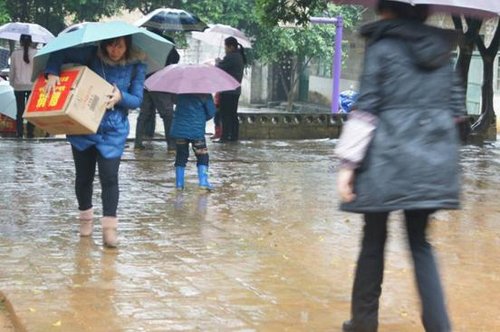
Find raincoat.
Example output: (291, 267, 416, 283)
(170, 94, 216, 140)
(45, 46, 147, 158)
(340, 19, 466, 213)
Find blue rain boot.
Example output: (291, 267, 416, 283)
(197, 165, 213, 191)
(175, 167, 185, 190)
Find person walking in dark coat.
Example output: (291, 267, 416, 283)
(335, 1, 466, 331)
(215, 36, 246, 142)
(134, 33, 180, 151)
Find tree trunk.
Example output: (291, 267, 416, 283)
(471, 56, 496, 135)
(452, 16, 482, 91)
(285, 57, 298, 111)
(471, 19, 500, 138)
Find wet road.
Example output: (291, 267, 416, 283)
(0, 139, 499, 331)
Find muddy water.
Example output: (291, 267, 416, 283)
(0, 139, 498, 331)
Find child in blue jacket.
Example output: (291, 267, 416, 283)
(170, 94, 216, 190)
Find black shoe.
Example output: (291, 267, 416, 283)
(342, 320, 377, 332)
(134, 143, 146, 150)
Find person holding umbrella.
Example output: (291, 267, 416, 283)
(134, 32, 180, 151)
(10, 34, 37, 138)
(170, 93, 216, 191)
(44, 35, 147, 248)
(144, 63, 240, 190)
(335, 1, 466, 331)
(215, 36, 247, 142)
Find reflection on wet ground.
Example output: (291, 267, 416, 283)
(0, 139, 499, 331)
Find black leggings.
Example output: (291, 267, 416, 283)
(174, 138, 209, 167)
(72, 146, 121, 217)
(15, 90, 34, 138)
(219, 93, 240, 141)
(351, 210, 451, 332)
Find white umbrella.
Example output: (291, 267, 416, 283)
(0, 79, 17, 119)
(332, 0, 500, 17)
(0, 22, 55, 44)
(191, 24, 252, 49)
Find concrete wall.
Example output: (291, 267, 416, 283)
(238, 111, 345, 139)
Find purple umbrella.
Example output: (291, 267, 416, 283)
(332, 0, 500, 17)
(145, 63, 240, 94)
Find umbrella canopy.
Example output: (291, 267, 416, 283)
(0, 80, 17, 119)
(191, 24, 252, 49)
(134, 8, 208, 32)
(145, 63, 240, 94)
(0, 22, 55, 44)
(58, 22, 90, 36)
(331, 0, 500, 18)
(32, 21, 173, 80)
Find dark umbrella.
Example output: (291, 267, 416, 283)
(134, 8, 208, 32)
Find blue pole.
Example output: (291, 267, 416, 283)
(332, 17, 343, 114)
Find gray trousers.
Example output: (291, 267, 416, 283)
(350, 210, 451, 332)
(135, 90, 175, 148)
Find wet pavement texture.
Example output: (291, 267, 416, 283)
(0, 138, 499, 331)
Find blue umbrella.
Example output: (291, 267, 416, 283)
(32, 21, 173, 80)
(134, 8, 208, 32)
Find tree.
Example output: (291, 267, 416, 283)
(256, 2, 361, 110)
(3, 0, 123, 34)
(453, 17, 499, 139)
(0, 0, 10, 24)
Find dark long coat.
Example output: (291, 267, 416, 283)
(341, 19, 466, 213)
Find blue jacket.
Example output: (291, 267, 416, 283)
(170, 94, 215, 140)
(45, 46, 147, 158)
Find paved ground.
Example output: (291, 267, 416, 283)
(0, 137, 499, 331)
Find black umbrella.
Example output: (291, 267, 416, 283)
(134, 8, 208, 32)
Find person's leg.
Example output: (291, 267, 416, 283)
(72, 146, 97, 211)
(211, 110, 222, 139)
(97, 152, 121, 248)
(24, 91, 35, 138)
(151, 92, 175, 150)
(228, 94, 240, 141)
(193, 138, 212, 190)
(14, 91, 25, 138)
(344, 212, 389, 332)
(96, 154, 121, 218)
(174, 139, 189, 189)
(72, 146, 97, 236)
(134, 90, 154, 149)
(144, 113, 156, 138)
(219, 94, 232, 141)
(193, 139, 209, 167)
(404, 210, 451, 332)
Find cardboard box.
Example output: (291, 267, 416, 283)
(24, 66, 113, 135)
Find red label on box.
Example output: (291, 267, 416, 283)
(26, 69, 80, 113)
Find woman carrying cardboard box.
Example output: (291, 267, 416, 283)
(44, 35, 146, 248)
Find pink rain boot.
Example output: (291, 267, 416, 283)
(101, 217, 118, 248)
(79, 208, 93, 237)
